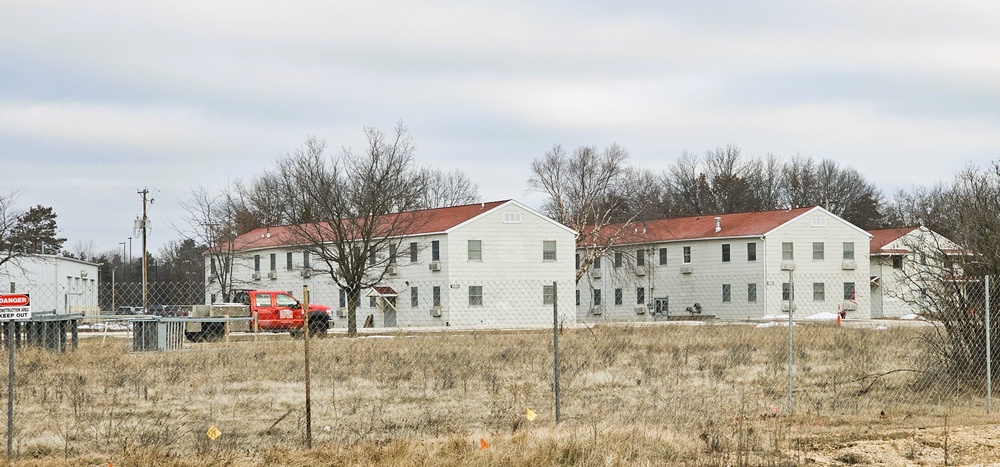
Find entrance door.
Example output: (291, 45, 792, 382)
(383, 297, 397, 327)
(654, 297, 669, 317)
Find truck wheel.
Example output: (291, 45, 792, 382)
(202, 323, 225, 342)
(185, 331, 204, 342)
(308, 314, 329, 338)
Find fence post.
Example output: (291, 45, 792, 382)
(787, 268, 794, 416)
(987, 274, 992, 414)
(552, 281, 561, 424)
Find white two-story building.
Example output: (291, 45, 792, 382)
(577, 206, 873, 321)
(868, 226, 965, 318)
(211, 200, 578, 330)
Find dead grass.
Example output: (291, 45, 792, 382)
(0, 323, 995, 465)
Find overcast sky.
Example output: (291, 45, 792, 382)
(2, 1, 998, 259)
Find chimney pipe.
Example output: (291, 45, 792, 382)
(714, 217, 722, 233)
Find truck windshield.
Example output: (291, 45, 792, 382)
(275, 293, 299, 308)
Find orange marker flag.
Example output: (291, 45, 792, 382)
(480, 438, 490, 450)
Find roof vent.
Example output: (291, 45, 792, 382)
(714, 217, 722, 233)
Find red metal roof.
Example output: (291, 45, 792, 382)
(229, 200, 510, 252)
(586, 207, 816, 246)
(867, 227, 919, 254)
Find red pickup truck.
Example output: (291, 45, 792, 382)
(184, 289, 332, 341)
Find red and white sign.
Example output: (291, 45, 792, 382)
(0, 294, 31, 321)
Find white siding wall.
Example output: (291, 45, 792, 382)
(0, 255, 99, 315)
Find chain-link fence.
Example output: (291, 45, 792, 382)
(4, 274, 998, 464)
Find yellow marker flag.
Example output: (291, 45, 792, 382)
(479, 438, 489, 450)
(207, 425, 221, 441)
(526, 409, 537, 421)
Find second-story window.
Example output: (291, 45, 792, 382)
(303, 251, 310, 269)
(747, 242, 756, 262)
(659, 248, 667, 265)
(254, 255, 261, 272)
(543, 241, 557, 261)
(286, 252, 293, 270)
(409, 242, 418, 263)
(269, 253, 276, 271)
(722, 244, 731, 263)
(782, 242, 794, 261)
(813, 242, 825, 261)
(843, 242, 854, 260)
(389, 244, 397, 264)
(468, 240, 482, 261)
(614, 252, 623, 268)
(636, 249, 645, 267)
(683, 246, 692, 264)
(431, 240, 440, 261)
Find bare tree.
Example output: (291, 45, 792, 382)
(178, 183, 244, 302)
(527, 143, 647, 282)
(665, 151, 710, 216)
(419, 167, 480, 208)
(276, 123, 428, 337)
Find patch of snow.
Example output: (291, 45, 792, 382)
(899, 313, 924, 320)
(802, 312, 840, 321)
(756, 321, 792, 328)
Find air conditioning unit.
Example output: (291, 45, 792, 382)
(634, 306, 647, 315)
(590, 268, 602, 279)
(301, 268, 312, 278)
(337, 308, 347, 318)
(842, 301, 858, 311)
(636, 269, 646, 276)
(207, 274, 217, 283)
(680, 264, 693, 274)
(268, 271, 277, 280)
(780, 261, 796, 271)
(842, 260, 857, 270)
(591, 307, 603, 315)
(387, 265, 398, 275)
(429, 262, 441, 272)
(781, 301, 796, 312)
(252, 271, 261, 280)
(430, 306, 442, 317)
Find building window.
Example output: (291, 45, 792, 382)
(468, 240, 482, 261)
(614, 252, 623, 268)
(432, 286, 441, 307)
(636, 249, 645, 267)
(543, 285, 555, 305)
(575, 253, 580, 269)
(843, 242, 854, 260)
(411, 287, 418, 308)
(813, 242, 824, 261)
(892, 256, 903, 269)
(722, 284, 731, 302)
(286, 252, 293, 270)
(637, 287, 645, 305)
(614, 288, 623, 306)
(469, 286, 483, 306)
(747, 243, 757, 262)
(254, 255, 261, 272)
(594, 257, 601, 269)
(431, 241, 440, 261)
(210, 258, 217, 275)
(389, 244, 397, 264)
(543, 241, 557, 261)
(369, 249, 376, 266)
(748, 283, 757, 302)
(339, 289, 347, 308)
(303, 251, 310, 269)
(844, 282, 856, 301)
(782, 242, 793, 261)
(813, 283, 825, 301)
(593, 289, 602, 306)
(782, 282, 791, 301)
(683, 246, 692, 264)
(575, 290, 580, 306)
(659, 248, 667, 265)
(503, 212, 522, 223)
(369, 296, 377, 307)
(409, 242, 418, 263)
(269, 253, 276, 271)
(722, 244, 731, 263)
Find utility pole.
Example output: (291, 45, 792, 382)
(138, 188, 150, 312)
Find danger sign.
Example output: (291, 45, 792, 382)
(0, 294, 31, 321)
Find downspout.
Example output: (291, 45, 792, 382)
(761, 235, 767, 316)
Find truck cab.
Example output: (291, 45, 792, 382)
(230, 289, 332, 334)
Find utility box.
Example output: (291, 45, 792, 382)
(133, 318, 185, 352)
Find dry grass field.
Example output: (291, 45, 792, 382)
(2, 323, 998, 466)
